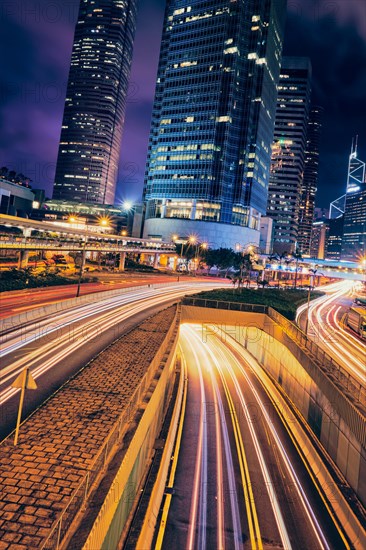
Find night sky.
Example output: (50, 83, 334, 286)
(0, 0, 365, 208)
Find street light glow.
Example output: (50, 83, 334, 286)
(123, 200, 132, 210)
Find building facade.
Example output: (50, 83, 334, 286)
(143, 0, 287, 249)
(297, 105, 323, 255)
(341, 141, 366, 261)
(310, 220, 328, 259)
(53, 0, 138, 205)
(267, 57, 312, 254)
(326, 216, 344, 260)
(342, 189, 366, 261)
(0, 179, 35, 217)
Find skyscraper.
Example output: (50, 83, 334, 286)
(266, 57, 312, 254)
(297, 105, 323, 255)
(53, 0, 138, 205)
(143, 0, 287, 249)
(341, 140, 366, 261)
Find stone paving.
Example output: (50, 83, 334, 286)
(0, 305, 177, 549)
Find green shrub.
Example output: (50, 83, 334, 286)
(189, 288, 323, 320)
(0, 268, 92, 292)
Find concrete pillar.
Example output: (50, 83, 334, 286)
(22, 228, 32, 237)
(190, 199, 197, 220)
(172, 256, 178, 271)
(153, 254, 159, 268)
(161, 199, 166, 218)
(140, 253, 145, 264)
(119, 252, 126, 272)
(18, 250, 29, 269)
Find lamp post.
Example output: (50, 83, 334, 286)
(76, 240, 87, 298)
(304, 267, 318, 337)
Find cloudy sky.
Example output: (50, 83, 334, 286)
(0, 0, 365, 207)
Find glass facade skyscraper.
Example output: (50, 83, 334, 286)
(267, 57, 312, 254)
(341, 142, 366, 261)
(298, 105, 323, 255)
(143, 0, 287, 249)
(53, 0, 138, 205)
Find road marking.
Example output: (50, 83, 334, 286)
(218, 362, 262, 550)
(155, 349, 188, 550)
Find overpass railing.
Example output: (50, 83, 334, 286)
(267, 307, 366, 409)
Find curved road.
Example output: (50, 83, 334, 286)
(0, 281, 226, 440)
(158, 324, 351, 550)
(296, 281, 366, 384)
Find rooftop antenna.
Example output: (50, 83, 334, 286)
(355, 134, 359, 155)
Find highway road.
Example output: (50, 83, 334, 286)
(296, 280, 366, 384)
(0, 274, 222, 320)
(157, 324, 351, 549)
(0, 281, 226, 440)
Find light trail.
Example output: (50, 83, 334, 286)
(0, 282, 225, 357)
(180, 327, 243, 550)
(219, 331, 333, 550)
(182, 325, 262, 550)
(187, 326, 291, 550)
(185, 337, 207, 550)
(0, 283, 227, 408)
(296, 280, 365, 383)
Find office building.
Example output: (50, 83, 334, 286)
(310, 220, 328, 259)
(341, 141, 366, 261)
(143, 0, 287, 249)
(326, 216, 344, 260)
(297, 106, 323, 255)
(314, 207, 329, 221)
(259, 217, 274, 255)
(267, 57, 312, 254)
(329, 195, 346, 219)
(0, 179, 35, 216)
(53, 0, 138, 205)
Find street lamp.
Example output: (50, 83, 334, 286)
(304, 267, 319, 337)
(76, 240, 87, 298)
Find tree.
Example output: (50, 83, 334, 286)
(8, 170, 16, 182)
(268, 251, 289, 284)
(233, 251, 258, 289)
(212, 248, 236, 276)
(0, 167, 8, 179)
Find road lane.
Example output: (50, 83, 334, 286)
(296, 280, 366, 383)
(0, 282, 227, 439)
(159, 323, 350, 550)
(0, 275, 225, 319)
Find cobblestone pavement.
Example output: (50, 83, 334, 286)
(0, 306, 177, 549)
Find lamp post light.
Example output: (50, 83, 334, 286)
(304, 267, 320, 337)
(76, 240, 87, 298)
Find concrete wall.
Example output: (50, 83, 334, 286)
(181, 305, 366, 507)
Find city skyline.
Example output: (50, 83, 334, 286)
(0, 0, 365, 208)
